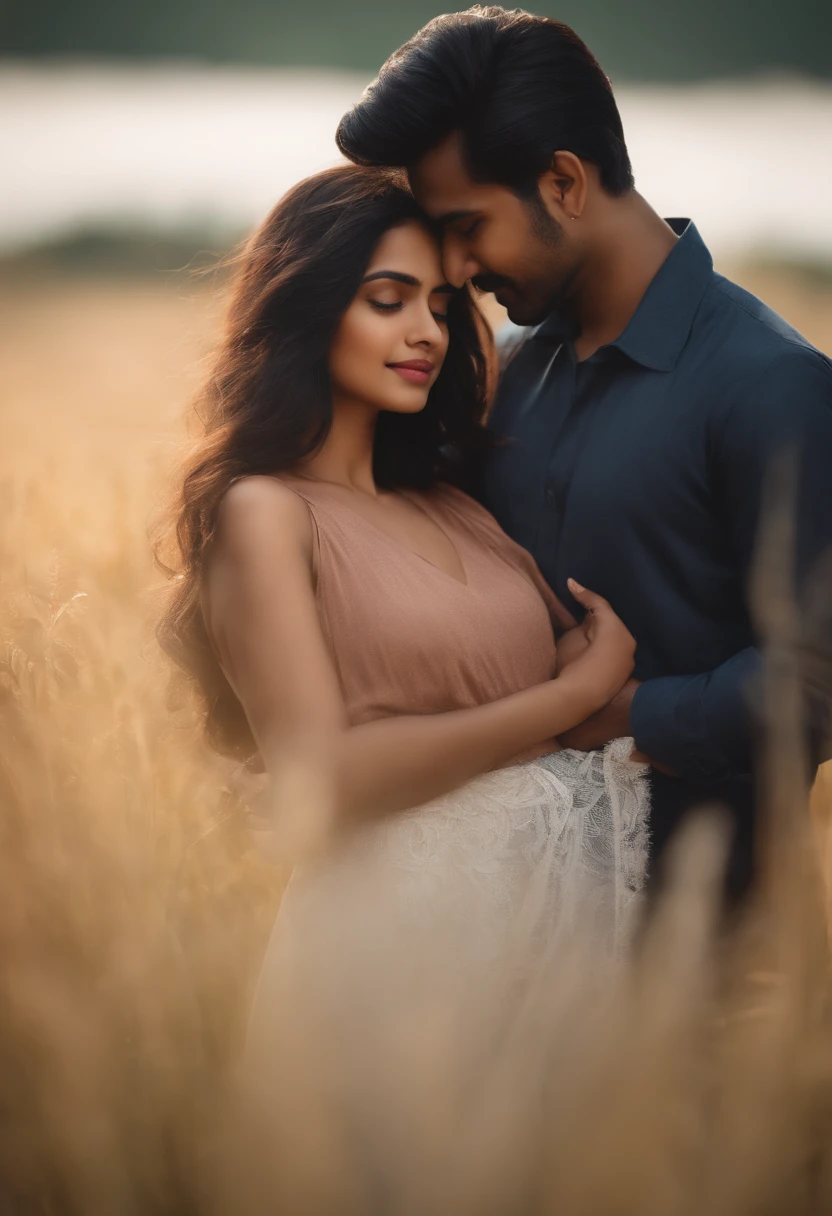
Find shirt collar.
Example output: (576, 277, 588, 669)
(532, 219, 714, 371)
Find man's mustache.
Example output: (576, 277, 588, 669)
(471, 273, 513, 295)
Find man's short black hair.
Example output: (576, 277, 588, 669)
(336, 6, 634, 198)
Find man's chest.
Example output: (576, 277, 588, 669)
(486, 349, 716, 573)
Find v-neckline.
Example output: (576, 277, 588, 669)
(293, 481, 469, 588)
(398, 489, 469, 587)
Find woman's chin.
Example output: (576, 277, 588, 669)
(379, 390, 430, 415)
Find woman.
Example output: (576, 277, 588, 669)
(160, 163, 648, 1086)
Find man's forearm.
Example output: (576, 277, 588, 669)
(628, 651, 761, 783)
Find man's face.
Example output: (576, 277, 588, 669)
(409, 134, 582, 327)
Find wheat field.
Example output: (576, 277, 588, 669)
(1, 265, 832, 1213)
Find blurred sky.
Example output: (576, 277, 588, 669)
(2, 1, 831, 262)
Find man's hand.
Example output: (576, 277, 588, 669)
(556, 675, 679, 775)
(555, 612, 678, 773)
(557, 677, 640, 750)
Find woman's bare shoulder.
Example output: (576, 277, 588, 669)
(214, 475, 313, 562)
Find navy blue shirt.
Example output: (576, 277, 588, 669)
(484, 220, 832, 802)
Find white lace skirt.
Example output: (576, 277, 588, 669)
(246, 740, 650, 1048)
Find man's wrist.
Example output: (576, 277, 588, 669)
(628, 678, 681, 777)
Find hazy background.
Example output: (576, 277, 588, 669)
(4, 0, 830, 76)
(2, 0, 831, 269)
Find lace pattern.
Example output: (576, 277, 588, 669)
(363, 738, 649, 955)
(260, 740, 650, 1000)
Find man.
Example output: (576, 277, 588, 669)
(336, 7, 832, 895)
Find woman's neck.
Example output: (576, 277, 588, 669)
(293, 399, 380, 496)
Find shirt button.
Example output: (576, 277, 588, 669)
(545, 485, 556, 505)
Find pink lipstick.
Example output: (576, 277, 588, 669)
(387, 359, 434, 385)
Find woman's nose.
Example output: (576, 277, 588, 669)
(411, 307, 446, 348)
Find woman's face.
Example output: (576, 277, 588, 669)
(329, 220, 453, 416)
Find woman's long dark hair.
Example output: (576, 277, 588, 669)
(157, 163, 493, 759)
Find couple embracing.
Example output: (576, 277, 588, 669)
(163, 10, 832, 1021)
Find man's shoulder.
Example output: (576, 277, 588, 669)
(698, 272, 831, 382)
(692, 275, 832, 436)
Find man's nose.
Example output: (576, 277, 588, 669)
(442, 238, 480, 289)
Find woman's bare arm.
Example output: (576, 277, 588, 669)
(204, 477, 633, 829)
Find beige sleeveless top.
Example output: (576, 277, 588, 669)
(285, 480, 567, 767)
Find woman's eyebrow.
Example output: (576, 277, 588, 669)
(361, 271, 420, 286)
(361, 271, 456, 295)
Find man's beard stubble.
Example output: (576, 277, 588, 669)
(474, 197, 577, 328)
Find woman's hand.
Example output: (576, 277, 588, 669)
(559, 578, 636, 712)
(554, 623, 590, 674)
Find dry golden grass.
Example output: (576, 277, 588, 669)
(0, 273, 282, 1210)
(1, 265, 831, 1213)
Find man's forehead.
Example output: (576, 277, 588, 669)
(409, 133, 477, 212)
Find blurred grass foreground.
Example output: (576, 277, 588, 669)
(1, 266, 832, 1214)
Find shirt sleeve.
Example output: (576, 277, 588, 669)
(631, 346, 832, 783)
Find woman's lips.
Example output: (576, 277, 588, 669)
(387, 360, 434, 385)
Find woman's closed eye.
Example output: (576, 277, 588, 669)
(369, 299, 448, 323)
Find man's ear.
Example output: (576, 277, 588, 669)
(537, 151, 588, 222)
